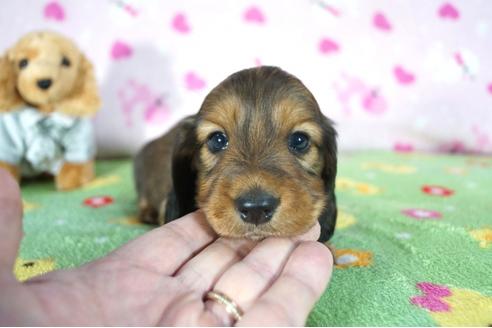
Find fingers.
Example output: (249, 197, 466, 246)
(174, 222, 320, 294)
(174, 238, 257, 292)
(105, 211, 217, 275)
(237, 241, 333, 326)
(203, 235, 305, 325)
(0, 168, 23, 280)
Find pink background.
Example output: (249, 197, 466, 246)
(1, 0, 491, 155)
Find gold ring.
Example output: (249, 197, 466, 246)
(204, 290, 244, 322)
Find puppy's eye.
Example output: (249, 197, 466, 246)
(61, 56, 71, 67)
(288, 132, 310, 153)
(207, 131, 228, 153)
(18, 58, 29, 69)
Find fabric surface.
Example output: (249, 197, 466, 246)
(1, 1, 492, 155)
(16, 151, 492, 326)
(0, 107, 95, 175)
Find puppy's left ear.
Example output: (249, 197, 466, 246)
(164, 116, 200, 222)
(0, 51, 24, 112)
(57, 54, 101, 117)
(318, 116, 338, 242)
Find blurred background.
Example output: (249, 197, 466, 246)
(1, 0, 491, 156)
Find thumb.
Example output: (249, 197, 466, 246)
(0, 168, 23, 279)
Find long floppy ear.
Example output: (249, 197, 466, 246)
(164, 116, 200, 222)
(318, 116, 338, 242)
(0, 52, 24, 111)
(56, 53, 101, 117)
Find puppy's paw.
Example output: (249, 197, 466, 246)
(0, 161, 20, 182)
(56, 161, 95, 191)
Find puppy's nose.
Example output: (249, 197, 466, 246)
(235, 189, 279, 225)
(37, 79, 53, 90)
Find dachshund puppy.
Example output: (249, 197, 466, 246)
(134, 66, 337, 241)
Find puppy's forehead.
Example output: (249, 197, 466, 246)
(199, 67, 321, 137)
(12, 32, 78, 60)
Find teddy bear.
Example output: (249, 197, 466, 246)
(0, 31, 101, 190)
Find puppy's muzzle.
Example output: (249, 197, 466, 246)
(234, 189, 279, 225)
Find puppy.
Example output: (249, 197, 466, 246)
(0, 31, 100, 189)
(134, 66, 337, 241)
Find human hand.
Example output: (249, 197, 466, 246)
(0, 168, 333, 326)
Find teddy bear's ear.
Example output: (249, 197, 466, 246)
(0, 52, 24, 112)
(56, 53, 101, 117)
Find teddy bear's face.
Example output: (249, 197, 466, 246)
(8, 32, 80, 107)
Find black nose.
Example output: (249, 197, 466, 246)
(235, 189, 279, 225)
(37, 79, 52, 90)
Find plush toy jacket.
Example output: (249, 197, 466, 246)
(0, 107, 95, 176)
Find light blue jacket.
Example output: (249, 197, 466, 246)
(0, 107, 95, 176)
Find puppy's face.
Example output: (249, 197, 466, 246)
(8, 32, 81, 106)
(194, 67, 336, 239)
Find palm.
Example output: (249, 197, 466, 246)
(0, 170, 333, 326)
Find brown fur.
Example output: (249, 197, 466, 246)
(134, 66, 338, 241)
(0, 31, 101, 189)
(56, 161, 95, 191)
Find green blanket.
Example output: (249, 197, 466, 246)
(16, 151, 492, 326)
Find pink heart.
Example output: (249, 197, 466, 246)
(319, 38, 340, 55)
(172, 13, 191, 34)
(373, 12, 392, 31)
(362, 90, 387, 114)
(243, 6, 266, 24)
(111, 41, 133, 60)
(44, 1, 65, 21)
(185, 72, 206, 91)
(438, 3, 459, 20)
(487, 83, 492, 95)
(393, 142, 414, 153)
(394, 66, 415, 85)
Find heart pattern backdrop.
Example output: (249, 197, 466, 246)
(1, 0, 491, 155)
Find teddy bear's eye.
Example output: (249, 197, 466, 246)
(18, 58, 28, 69)
(61, 56, 71, 67)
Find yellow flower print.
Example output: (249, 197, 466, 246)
(14, 258, 56, 282)
(336, 177, 381, 195)
(336, 210, 357, 229)
(361, 162, 416, 174)
(469, 228, 492, 248)
(334, 249, 373, 268)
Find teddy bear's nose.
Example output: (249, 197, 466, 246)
(37, 79, 53, 90)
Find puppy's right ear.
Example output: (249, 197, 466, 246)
(0, 52, 24, 111)
(164, 115, 200, 221)
(318, 115, 338, 242)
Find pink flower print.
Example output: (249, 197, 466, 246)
(411, 282, 451, 312)
(333, 74, 387, 116)
(118, 80, 171, 126)
(402, 209, 442, 220)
